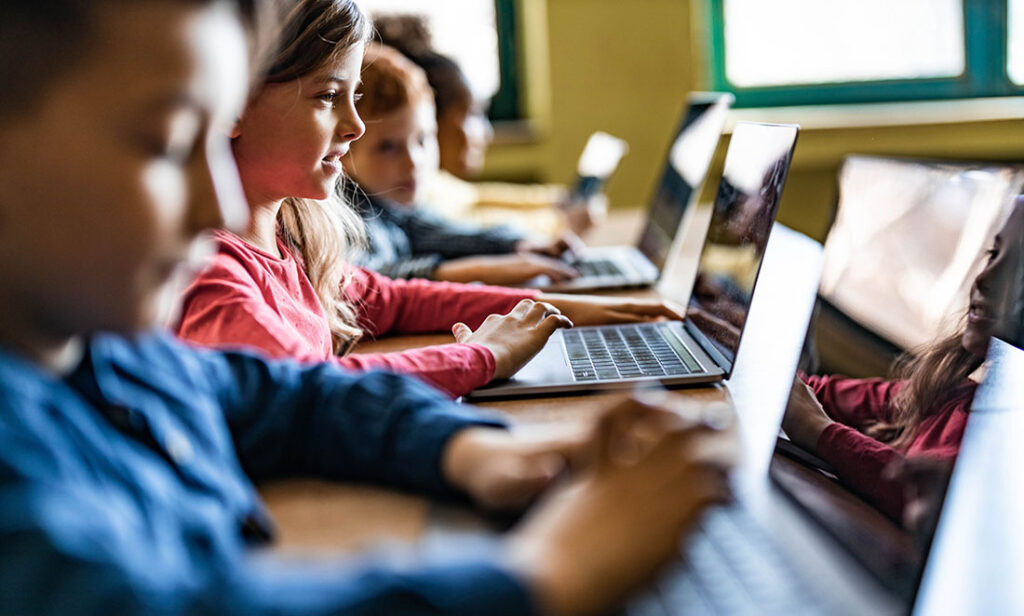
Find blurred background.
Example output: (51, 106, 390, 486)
(359, 0, 1024, 242)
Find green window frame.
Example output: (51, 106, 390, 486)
(707, 0, 1024, 107)
(489, 0, 521, 121)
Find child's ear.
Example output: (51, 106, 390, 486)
(229, 116, 243, 139)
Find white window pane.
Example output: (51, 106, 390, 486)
(1009, 0, 1024, 84)
(724, 0, 965, 88)
(357, 0, 500, 100)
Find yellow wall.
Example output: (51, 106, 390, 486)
(483, 0, 1024, 241)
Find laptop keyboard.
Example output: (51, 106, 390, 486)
(574, 257, 626, 278)
(563, 323, 702, 382)
(628, 501, 837, 615)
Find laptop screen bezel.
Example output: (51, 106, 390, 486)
(636, 92, 734, 270)
(685, 121, 800, 379)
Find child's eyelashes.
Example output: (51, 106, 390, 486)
(317, 91, 362, 108)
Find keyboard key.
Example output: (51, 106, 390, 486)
(565, 323, 705, 382)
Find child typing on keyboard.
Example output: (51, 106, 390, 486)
(343, 43, 581, 285)
(176, 6, 687, 398)
(375, 13, 608, 239)
(0, 1, 739, 614)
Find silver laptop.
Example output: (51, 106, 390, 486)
(626, 340, 1016, 616)
(533, 92, 734, 292)
(466, 121, 799, 400)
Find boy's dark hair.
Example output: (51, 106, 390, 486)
(373, 13, 472, 116)
(0, 0, 270, 123)
(0, 2, 90, 121)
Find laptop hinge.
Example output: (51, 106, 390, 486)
(684, 319, 733, 376)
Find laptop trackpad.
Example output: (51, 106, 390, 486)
(505, 331, 571, 386)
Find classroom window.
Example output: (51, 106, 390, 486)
(1008, 0, 1024, 83)
(355, 0, 521, 119)
(708, 0, 1024, 107)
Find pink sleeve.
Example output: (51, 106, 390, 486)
(177, 264, 329, 364)
(815, 423, 907, 520)
(339, 343, 496, 398)
(802, 374, 903, 430)
(345, 267, 537, 337)
(178, 261, 498, 399)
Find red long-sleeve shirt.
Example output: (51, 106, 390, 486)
(176, 231, 536, 397)
(804, 374, 974, 520)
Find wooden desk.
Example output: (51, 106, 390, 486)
(259, 212, 859, 559)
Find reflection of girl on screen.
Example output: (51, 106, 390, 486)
(782, 200, 1024, 523)
(711, 157, 788, 248)
(689, 156, 791, 359)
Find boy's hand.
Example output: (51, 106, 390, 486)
(442, 422, 589, 511)
(452, 298, 572, 379)
(516, 232, 585, 260)
(537, 293, 687, 327)
(505, 393, 738, 616)
(435, 254, 579, 285)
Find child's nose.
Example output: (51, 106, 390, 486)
(402, 148, 417, 171)
(336, 107, 365, 143)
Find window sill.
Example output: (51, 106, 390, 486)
(491, 119, 544, 146)
(726, 96, 1024, 132)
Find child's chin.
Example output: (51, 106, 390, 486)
(961, 330, 990, 357)
(309, 185, 332, 201)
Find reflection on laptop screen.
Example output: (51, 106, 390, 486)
(773, 201, 1024, 610)
(687, 122, 799, 368)
(637, 94, 733, 270)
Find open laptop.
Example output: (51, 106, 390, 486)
(466, 121, 799, 400)
(913, 336, 1024, 615)
(532, 92, 734, 292)
(627, 338, 1016, 616)
(568, 131, 629, 201)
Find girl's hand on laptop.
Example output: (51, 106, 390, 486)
(435, 254, 579, 285)
(452, 298, 573, 379)
(884, 456, 955, 540)
(537, 293, 687, 327)
(504, 393, 737, 616)
(780, 377, 834, 451)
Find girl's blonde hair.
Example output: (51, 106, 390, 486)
(260, 0, 370, 353)
(866, 325, 981, 449)
(868, 200, 1024, 448)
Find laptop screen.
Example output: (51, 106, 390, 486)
(771, 198, 1024, 610)
(636, 93, 733, 270)
(686, 122, 799, 373)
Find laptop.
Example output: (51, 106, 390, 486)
(532, 92, 734, 292)
(626, 337, 1017, 616)
(913, 336, 1024, 615)
(466, 121, 799, 400)
(568, 131, 629, 202)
